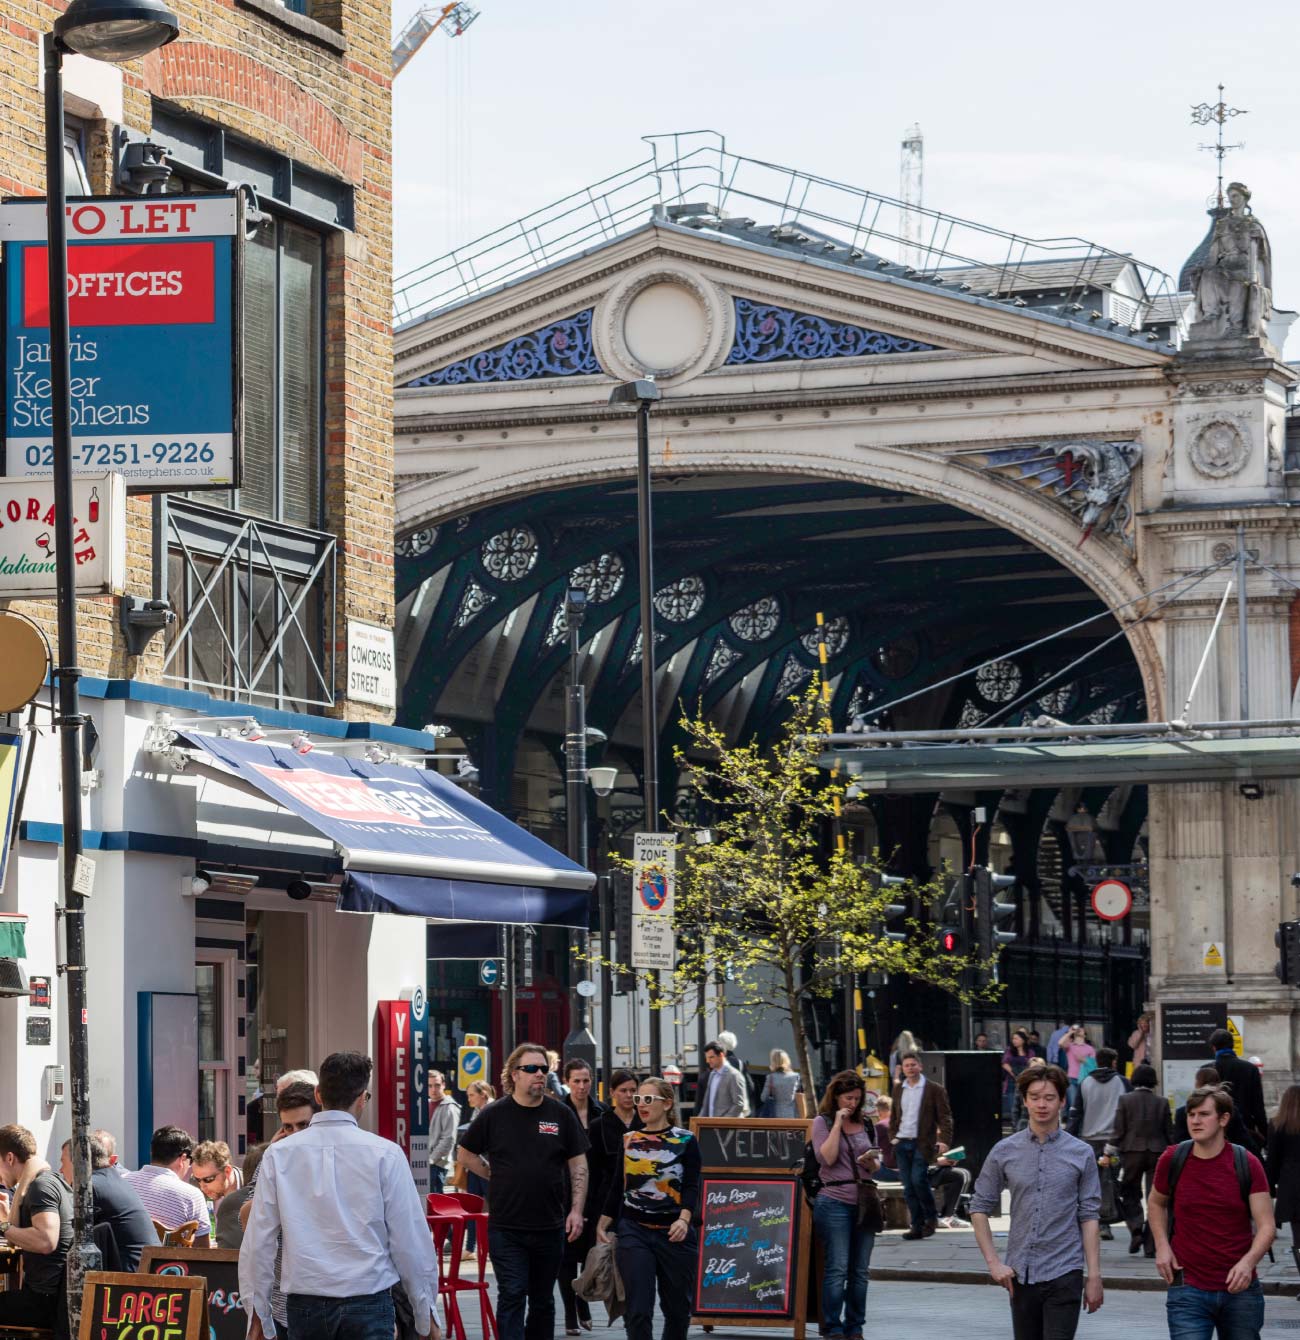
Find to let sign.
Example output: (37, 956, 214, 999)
(1, 195, 240, 493)
(0, 473, 125, 598)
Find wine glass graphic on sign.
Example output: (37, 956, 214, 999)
(34, 533, 50, 555)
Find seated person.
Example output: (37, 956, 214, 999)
(125, 1125, 210, 1244)
(873, 1094, 899, 1182)
(192, 1139, 243, 1238)
(216, 1144, 266, 1249)
(60, 1134, 158, 1271)
(929, 1149, 971, 1228)
(0, 1123, 72, 1333)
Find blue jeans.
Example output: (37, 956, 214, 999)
(616, 1217, 696, 1340)
(813, 1196, 874, 1336)
(1166, 1281, 1264, 1340)
(488, 1224, 565, 1340)
(286, 1289, 395, 1340)
(894, 1138, 937, 1228)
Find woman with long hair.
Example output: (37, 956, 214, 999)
(560, 1061, 605, 1335)
(1269, 1085, 1300, 1255)
(597, 1078, 700, 1340)
(761, 1049, 802, 1118)
(585, 1069, 641, 1259)
(811, 1070, 881, 1340)
(1001, 1029, 1032, 1124)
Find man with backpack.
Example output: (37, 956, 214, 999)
(1148, 1083, 1274, 1340)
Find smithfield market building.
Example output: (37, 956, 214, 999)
(393, 133, 1300, 1096)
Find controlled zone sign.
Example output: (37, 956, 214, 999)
(458, 1044, 489, 1091)
(631, 832, 676, 971)
(1, 194, 240, 493)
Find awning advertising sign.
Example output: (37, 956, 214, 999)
(181, 732, 594, 926)
(0, 473, 126, 598)
(0, 194, 239, 493)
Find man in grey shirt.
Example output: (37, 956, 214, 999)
(428, 1070, 461, 1193)
(971, 1063, 1103, 1340)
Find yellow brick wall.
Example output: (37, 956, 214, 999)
(0, 0, 393, 718)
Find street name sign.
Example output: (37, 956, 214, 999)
(347, 620, 396, 709)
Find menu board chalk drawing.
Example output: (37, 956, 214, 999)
(693, 1176, 799, 1319)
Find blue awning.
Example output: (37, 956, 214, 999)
(180, 732, 593, 929)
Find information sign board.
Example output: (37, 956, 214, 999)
(1, 194, 240, 493)
(0, 473, 126, 598)
(346, 620, 396, 709)
(632, 831, 676, 971)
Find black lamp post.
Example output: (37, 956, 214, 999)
(44, 0, 177, 1328)
(607, 377, 663, 1075)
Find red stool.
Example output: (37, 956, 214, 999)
(427, 1195, 496, 1340)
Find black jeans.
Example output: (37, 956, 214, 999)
(616, 1218, 696, 1340)
(1119, 1151, 1160, 1237)
(1009, 1270, 1083, 1340)
(488, 1224, 566, 1340)
(286, 1290, 396, 1340)
(0, 1285, 61, 1336)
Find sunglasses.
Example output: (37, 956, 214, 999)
(515, 1064, 548, 1075)
(193, 1170, 224, 1186)
(633, 1095, 665, 1105)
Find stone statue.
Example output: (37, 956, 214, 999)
(1188, 182, 1272, 341)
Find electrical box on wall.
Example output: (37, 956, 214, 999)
(42, 1065, 65, 1106)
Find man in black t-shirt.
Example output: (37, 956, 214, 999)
(0, 1123, 72, 1332)
(459, 1041, 589, 1340)
(62, 1133, 159, 1270)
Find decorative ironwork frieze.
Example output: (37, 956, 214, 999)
(481, 526, 538, 581)
(396, 526, 437, 558)
(775, 655, 812, 701)
(705, 640, 742, 685)
(571, 553, 625, 603)
(454, 579, 495, 627)
(730, 596, 780, 643)
(976, 659, 1022, 704)
(405, 309, 601, 386)
(654, 575, 705, 623)
(801, 616, 849, 659)
(724, 297, 939, 366)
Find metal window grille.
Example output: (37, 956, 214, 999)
(163, 498, 336, 710)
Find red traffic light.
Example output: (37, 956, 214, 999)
(940, 930, 959, 953)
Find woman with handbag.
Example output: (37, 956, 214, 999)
(812, 1070, 882, 1340)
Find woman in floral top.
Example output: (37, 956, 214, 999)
(597, 1078, 700, 1340)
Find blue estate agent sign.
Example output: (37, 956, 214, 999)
(0, 194, 240, 494)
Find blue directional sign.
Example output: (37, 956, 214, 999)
(479, 958, 501, 987)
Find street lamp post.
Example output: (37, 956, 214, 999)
(562, 587, 597, 1075)
(608, 378, 663, 1075)
(42, 0, 177, 1328)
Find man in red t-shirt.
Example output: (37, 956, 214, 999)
(1148, 1083, 1274, 1339)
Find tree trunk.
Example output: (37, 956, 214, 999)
(786, 969, 819, 1114)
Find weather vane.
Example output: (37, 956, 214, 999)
(1190, 83, 1247, 208)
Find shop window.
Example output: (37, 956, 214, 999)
(197, 953, 239, 1146)
(245, 909, 309, 1145)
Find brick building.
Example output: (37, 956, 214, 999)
(0, 0, 448, 1162)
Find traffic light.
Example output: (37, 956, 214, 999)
(1275, 920, 1300, 985)
(875, 871, 908, 943)
(936, 876, 968, 954)
(974, 866, 1018, 961)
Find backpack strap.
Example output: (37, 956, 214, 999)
(1166, 1139, 1193, 1241)
(1230, 1144, 1252, 1206)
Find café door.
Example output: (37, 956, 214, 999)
(494, 976, 569, 1054)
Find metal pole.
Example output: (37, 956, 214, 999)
(562, 601, 597, 1072)
(599, 872, 613, 1093)
(501, 924, 516, 1061)
(1181, 581, 1234, 721)
(45, 33, 100, 1332)
(1236, 523, 1250, 738)
(635, 395, 662, 1077)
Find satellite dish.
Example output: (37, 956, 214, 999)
(0, 614, 48, 712)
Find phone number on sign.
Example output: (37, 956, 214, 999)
(24, 441, 217, 467)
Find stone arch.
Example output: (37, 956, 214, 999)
(397, 440, 1164, 719)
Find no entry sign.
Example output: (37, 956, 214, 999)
(0, 194, 240, 493)
(1090, 878, 1132, 921)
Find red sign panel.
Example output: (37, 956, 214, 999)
(22, 241, 216, 328)
(375, 1000, 413, 1157)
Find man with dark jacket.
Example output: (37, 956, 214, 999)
(889, 1052, 953, 1240)
(1106, 1062, 1171, 1256)
(1208, 1027, 1267, 1151)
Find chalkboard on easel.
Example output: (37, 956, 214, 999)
(139, 1246, 243, 1340)
(690, 1117, 812, 1337)
(79, 1270, 207, 1340)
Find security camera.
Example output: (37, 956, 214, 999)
(286, 879, 312, 902)
(190, 869, 213, 896)
(587, 766, 618, 797)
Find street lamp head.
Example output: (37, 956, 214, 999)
(607, 378, 662, 407)
(54, 0, 179, 62)
(587, 766, 618, 797)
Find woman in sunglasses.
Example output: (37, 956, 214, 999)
(596, 1078, 700, 1340)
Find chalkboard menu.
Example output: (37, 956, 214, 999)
(140, 1247, 243, 1340)
(695, 1121, 805, 1171)
(79, 1270, 206, 1340)
(693, 1175, 800, 1319)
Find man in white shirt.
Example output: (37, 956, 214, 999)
(888, 1052, 953, 1241)
(125, 1126, 211, 1244)
(240, 1051, 441, 1340)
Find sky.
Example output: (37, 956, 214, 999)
(391, 0, 1300, 337)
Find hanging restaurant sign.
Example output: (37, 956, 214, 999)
(0, 473, 126, 599)
(0, 194, 240, 494)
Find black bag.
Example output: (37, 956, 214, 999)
(801, 1129, 885, 1231)
(799, 1140, 823, 1207)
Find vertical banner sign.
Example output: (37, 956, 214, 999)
(375, 996, 430, 1194)
(631, 832, 677, 971)
(0, 731, 22, 897)
(0, 194, 240, 493)
(407, 987, 430, 1195)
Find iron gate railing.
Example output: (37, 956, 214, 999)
(162, 498, 336, 710)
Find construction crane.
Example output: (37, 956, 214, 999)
(392, 2, 479, 77)
(900, 123, 923, 268)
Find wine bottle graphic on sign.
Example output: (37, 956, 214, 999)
(88, 487, 99, 523)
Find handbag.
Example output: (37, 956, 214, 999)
(848, 1142, 886, 1232)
